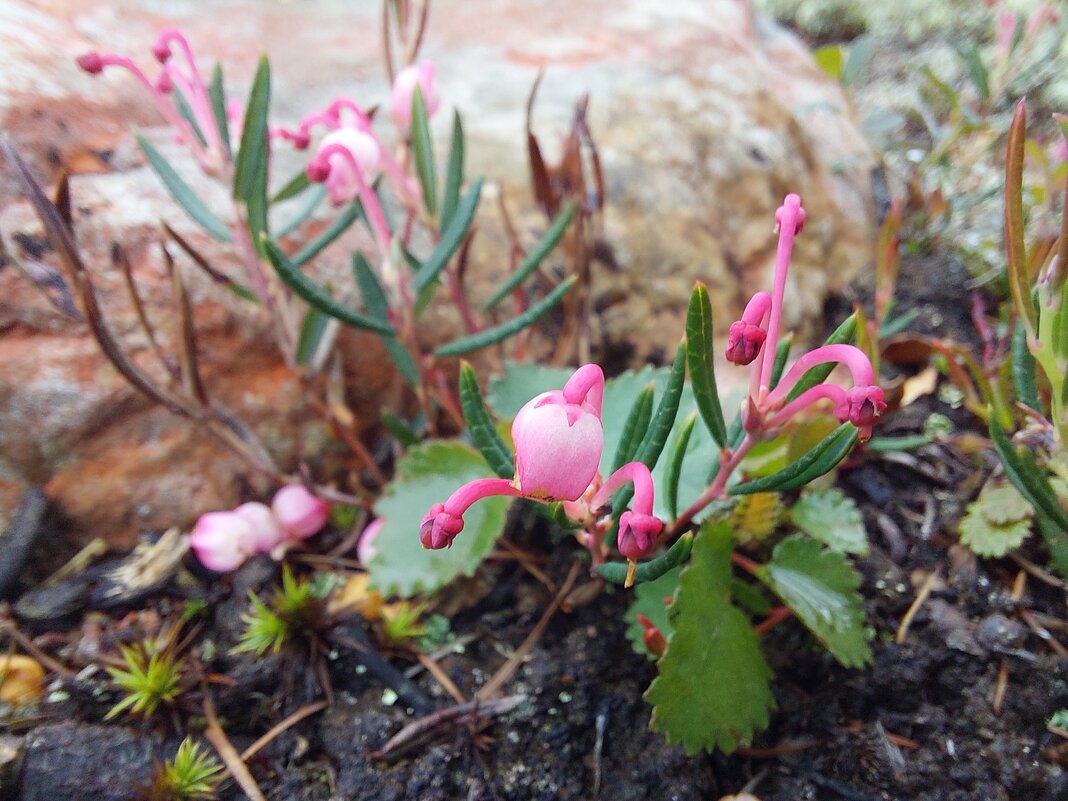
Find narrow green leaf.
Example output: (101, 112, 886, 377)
(790, 488, 869, 555)
(1005, 101, 1037, 334)
(382, 411, 420, 447)
(988, 417, 1068, 532)
(136, 134, 232, 242)
(433, 276, 574, 357)
(611, 385, 655, 472)
(271, 169, 311, 204)
(685, 283, 727, 448)
(459, 361, 515, 479)
(636, 340, 688, 469)
(172, 87, 209, 148)
(598, 532, 694, 586)
(276, 184, 327, 239)
(208, 63, 231, 158)
(232, 55, 271, 203)
(954, 42, 990, 101)
(768, 334, 792, 391)
(1036, 511, 1068, 578)
(291, 200, 363, 268)
(440, 111, 464, 231)
(731, 423, 858, 495)
(483, 202, 576, 311)
(761, 534, 872, 668)
(786, 314, 858, 401)
(410, 86, 437, 216)
(646, 522, 775, 754)
(295, 305, 330, 365)
(841, 33, 874, 88)
(1012, 320, 1040, 412)
(245, 137, 269, 250)
(263, 238, 394, 334)
(665, 412, 698, 519)
(352, 252, 419, 386)
(413, 178, 483, 293)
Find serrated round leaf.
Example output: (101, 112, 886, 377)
(624, 567, 680, 660)
(976, 482, 1034, 526)
(645, 523, 774, 754)
(763, 535, 871, 669)
(959, 503, 1031, 557)
(368, 442, 511, 597)
(790, 488, 869, 555)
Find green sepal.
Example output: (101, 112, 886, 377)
(1011, 320, 1040, 413)
(440, 111, 465, 231)
(208, 63, 231, 159)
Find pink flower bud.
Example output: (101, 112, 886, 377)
(390, 59, 441, 129)
(189, 511, 256, 572)
(616, 510, 663, 560)
(76, 52, 105, 74)
(152, 41, 172, 63)
(309, 128, 381, 206)
(420, 503, 464, 550)
(272, 485, 329, 540)
(357, 518, 385, 564)
(233, 502, 286, 554)
(842, 385, 886, 430)
(726, 320, 767, 365)
(512, 365, 605, 502)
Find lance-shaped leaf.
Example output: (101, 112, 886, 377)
(790, 488, 869, 555)
(233, 55, 271, 204)
(786, 314, 857, 401)
(413, 178, 483, 294)
(459, 361, 514, 479)
(597, 532, 693, 586)
(1005, 100, 1037, 334)
(760, 534, 872, 668)
(440, 111, 465, 231)
(291, 199, 364, 268)
(433, 276, 574, 357)
(483, 201, 576, 311)
(768, 334, 792, 391)
(664, 411, 697, 518)
(276, 184, 326, 238)
(263, 238, 394, 334)
(730, 423, 858, 495)
(636, 340, 687, 469)
(295, 305, 331, 366)
(137, 135, 231, 242)
(272, 169, 311, 204)
(611, 384, 655, 473)
(646, 522, 775, 754)
(208, 63, 231, 159)
(411, 86, 437, 216)
(1011, 321, 1040, 412)
(685, 283, 727, 448)
(352, 252, 419, 386)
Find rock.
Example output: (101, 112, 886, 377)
(0, 0, 876, 545)
(0, 488, 48, 599)
(19, 724, 157, 801)
(0, 735, 24, 801)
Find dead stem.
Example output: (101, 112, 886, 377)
(896, 566, 940, 644)
(202, 691, 267, 801)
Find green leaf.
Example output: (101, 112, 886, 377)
(636, 340, 687, 469)
(974, 481, 1034, 526)
(483, 202, 576, 311)
(1005, 101, 1036, 334)
(208, 63, 231, 159)
(272, 169, 311, 204)
(954, 41, 990, 102)
(433, 276, 574, 357)
(611, 384, 655, 472)
(295, 304, 331, 365)
(382, 411, 420, 447)
(1012, 321, 1040, 412)
(842, 34, 874, 88)
(786, 314, 857, 401)
(369, 441, 511, 596)
(665, 412, 698, 519)
(263, 238, 394, 334)
(790, 488, 869, 555)
(410, 86, 437, 216)
(960, 506, 1031, 558)
(989, 416, 1068, 531)
(597, 532, 694, 586)
(291, 199, 364, 268)
(172, 87, 209, 148)
(136, 134, 232, 242)
(276, 184, 327, 238)
(761, 534, 872, 668)
(459, 361, 515, 479)
(624, 567, 679, 660)
(768, 334, 792, 391)
(413, 178, 482, 294)
(685, 283, 727, 448)
(646, 522, 775, 754)
(351, 252, 419, 386)
(731, 423, 858, 495)
(440, 111, 464, 231)
(232, 55, 271, 203)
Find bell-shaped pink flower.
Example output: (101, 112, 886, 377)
(726, 321, 767, 366)
(842, 385, 886, 431)
(420, 502, 466, 550)
(189, 511, 256, 572)
(390, 59, 441, 129)
(233, 502, 286, 554)
(272, 485, 330, 540)
(512, 364, 605, 502)
(357, 518, 385, 565)
(308, 127, 381, 206)
(617, 511, 664, 560)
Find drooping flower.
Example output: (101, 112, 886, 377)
(390, 59, 441, 130)
(189, 511, 258, 573)
(233, 502, 286, 554)
(272, 484, 330, 540)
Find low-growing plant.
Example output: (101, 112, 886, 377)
(233, 565, 328, 656)
(106, 640, 185, 720)
(141, 738, 223, 801)
(367, 194, 882, 752)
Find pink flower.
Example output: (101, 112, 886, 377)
(189, 511, 257, 572)
(308, 127, 382, 207)
(512, 364, 605, 501)
(272, 484, 330, 540)
(390, 59, 441, 129)
(233, 502, 286, 554)
(357, 518, 385, 565)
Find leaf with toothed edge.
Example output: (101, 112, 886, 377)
(790, 488, 869, 555)
(645, 521, 774, 755)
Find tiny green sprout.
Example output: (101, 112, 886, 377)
(381, 601, 428, 647)
(232, 565, 325, 656)
(1048, 709, 1068, 731)
(144, 738, 223, 801)
(106, 642, 184, 720)
(180, 599, 210, 623)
